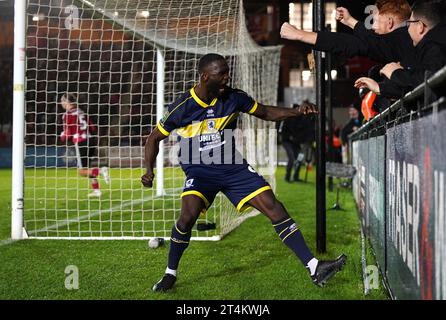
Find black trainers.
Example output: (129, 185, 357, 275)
(311, 254, 347, 287)
(152, 274, 176, 292)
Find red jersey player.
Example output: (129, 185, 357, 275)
(60, 93, 110, 197)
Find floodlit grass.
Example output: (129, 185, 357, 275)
(18, 167, 225, 238)
(0, 167, 388, 299)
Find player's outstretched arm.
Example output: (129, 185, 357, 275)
(251, 102, 318, 122)
(280, 8, 358, 43)
(142, 128, 168, 188)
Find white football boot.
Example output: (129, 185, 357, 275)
(100, 166, 110, 185)
(88, 189, 102, 197)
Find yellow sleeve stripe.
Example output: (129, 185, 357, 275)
(248, 101, 258, 114)
(157, 122, 170, 136)
(181, 190, 210, 208)
(236, 185, 271, 212)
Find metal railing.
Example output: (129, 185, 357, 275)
(350, 65, 446, 141)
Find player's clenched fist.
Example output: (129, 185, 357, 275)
(335, 7, 351, 22)
(141, 172, 154, 188)
(335, 7, 357, 29)
(280, 22, 303, 41)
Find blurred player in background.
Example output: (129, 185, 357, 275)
(60, 93, 110, 197)
(279, 104, 303, 183)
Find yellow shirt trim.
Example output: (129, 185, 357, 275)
(158, 96, 193, 133)
(176, 113, 239, 138)
(190, 87, 217, 108)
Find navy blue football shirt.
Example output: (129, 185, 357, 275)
(157, 86, 258, 169)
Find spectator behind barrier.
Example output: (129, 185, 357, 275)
(355, 1, 446, 101)
(280, 0, 415, 69)
(341, 104, 363, 146)
(326, 121, 343, 163)
(280, 0, 415, 121)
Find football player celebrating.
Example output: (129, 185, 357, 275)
(142, 54, 346, 291)
(60, 93, 110, 197)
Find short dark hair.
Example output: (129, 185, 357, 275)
(198, 53, 226, 74)
(411, 0, 444, 28)
(61, 93, 77, 104)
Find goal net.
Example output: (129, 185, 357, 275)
(20, 0, 281, 240)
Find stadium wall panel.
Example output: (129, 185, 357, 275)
(352, 108, 446, 300)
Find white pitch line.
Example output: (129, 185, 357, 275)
(0, 239, 18, 247)
(361, 226, 370, 295)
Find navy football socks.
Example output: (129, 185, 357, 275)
(273, 217, 314, 266)
(167, 224, 192, 272)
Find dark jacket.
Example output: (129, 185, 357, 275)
(341, 118, 362, 145)
(314, 22, 417, 68)
(384, 21, 446, 96)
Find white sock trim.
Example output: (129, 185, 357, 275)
(307, 258, 319, 276)
(165, 267, 177, 277)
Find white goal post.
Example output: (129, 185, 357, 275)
(12, 0, 281, 240)
(12, 0, 26, 240)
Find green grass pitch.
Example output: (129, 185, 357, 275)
(0, 167, 388, 299)
(20, 167, 223, 239)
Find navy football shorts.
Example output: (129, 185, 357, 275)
(181, 164, 271, 213)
